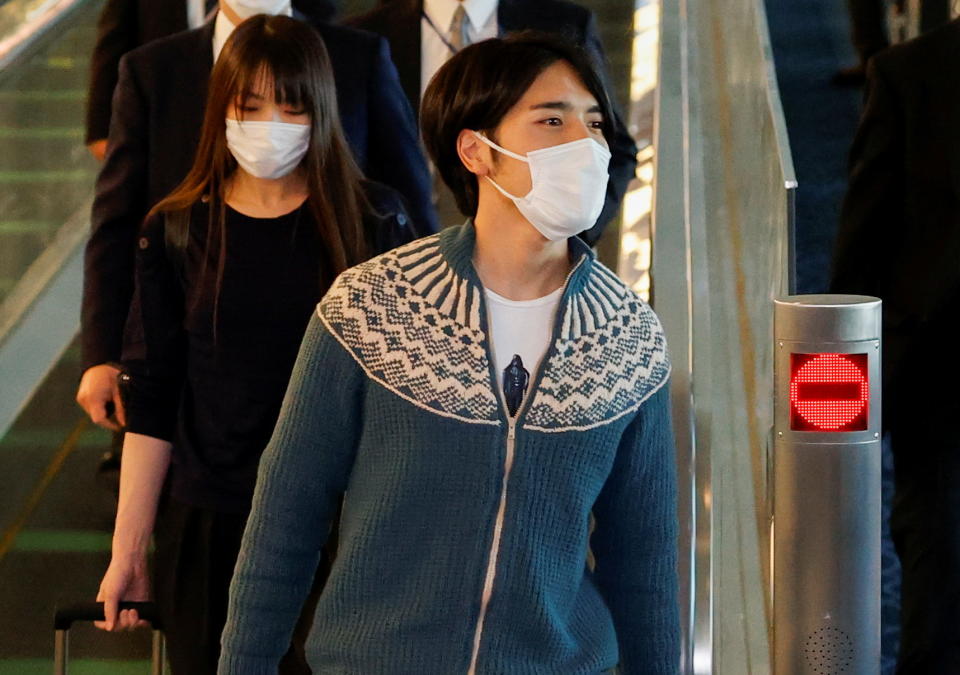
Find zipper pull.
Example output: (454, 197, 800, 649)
(502, 355, 529, 418)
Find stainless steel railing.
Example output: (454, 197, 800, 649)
(653, 0, 796, 670)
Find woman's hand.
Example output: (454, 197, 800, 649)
(76, 363, 126, 431)
(96, 433, 172, 631)
(95, 554, 152, 632)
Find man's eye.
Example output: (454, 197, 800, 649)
(589, 120, 605, 129)
(541, 117, 562, 126)
(239, 105, 258, 112)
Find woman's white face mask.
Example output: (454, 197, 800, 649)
(474, 131, 611, 241)
(225, 115, 310, 180)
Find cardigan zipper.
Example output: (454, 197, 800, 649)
(467, 417, 517, 675)
(466, 254, 587, 675)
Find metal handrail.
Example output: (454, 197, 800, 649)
(755, 0, 798, 294)
(0, 0, 89, 74)
(0, 199, 91, 438)
(653, 0, 796, 670)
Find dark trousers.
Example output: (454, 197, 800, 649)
(890, 423, 960, 674)
(153, 498, 330, 674)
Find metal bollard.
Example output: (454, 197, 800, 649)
(772, 295, 881, 675)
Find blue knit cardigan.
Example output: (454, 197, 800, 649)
(219, 223, 679, 674)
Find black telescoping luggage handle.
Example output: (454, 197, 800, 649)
(54, 602, 162, 631)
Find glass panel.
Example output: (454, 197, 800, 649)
(0, 0, 102, 304)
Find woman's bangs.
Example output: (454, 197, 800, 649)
(273, 53, 316, 113)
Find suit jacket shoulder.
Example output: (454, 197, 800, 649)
(344, 0, 413, 33)
(315, 20, 383, 54)
(121, 23, 213, 80)
(498, 0, 592, 36)
(870, 18, 960, 90)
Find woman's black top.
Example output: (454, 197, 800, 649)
(121, 186, 412, 514)
(121, 201, 328, 513)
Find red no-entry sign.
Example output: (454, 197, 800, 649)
(789, 353, 869, 432)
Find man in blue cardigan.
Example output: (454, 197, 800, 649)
(218, 33, 680, 674)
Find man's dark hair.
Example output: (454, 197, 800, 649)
(420, 32, 615, 217)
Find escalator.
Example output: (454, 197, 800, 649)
(0, 0, 157, 671)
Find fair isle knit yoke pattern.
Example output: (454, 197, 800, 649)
(219, 223, 680, 675)
(318, 225, 671, 432)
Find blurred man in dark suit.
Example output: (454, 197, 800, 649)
(85, 0, 337, 160)
(831, 18, 960, 673)
(347, 0, 637, 245)
(76, 0, 438, 434)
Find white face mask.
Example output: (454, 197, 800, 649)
(225, 118, 310, 179)
(225, 0, 291, 20)
(474, 132, 611, 241)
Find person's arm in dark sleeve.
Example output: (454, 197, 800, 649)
(578, 10, 638, 247)
(361, 179, 417, 254)
(830, 57, 903, 296)
(591, 382, 680, 674)
(218, 313, 365, 674)
(85, 0, 138, 146)
(120, 214, 186, 443)
(95, 215, 183, 632)
(363, 36, 440, 237)
(82, 53, 151, 372)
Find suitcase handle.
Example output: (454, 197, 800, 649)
(54, 602, 162, 630)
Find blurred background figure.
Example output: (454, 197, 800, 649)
(830, 17, 960, 673)
(833, 0, 890, 85)
(346, 0, 637, 244)
(85, 0, 339, 161)
(833, 0, 953, 85)
(76, 0, 437, 457)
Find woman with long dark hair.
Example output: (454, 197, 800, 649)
(93, 15, 412, 673)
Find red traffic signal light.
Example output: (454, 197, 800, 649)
(789, 353, 868, 432)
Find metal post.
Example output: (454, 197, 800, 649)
(53, 629, 67, 675)
(772, 295, 881, 675)
(151, 630, 165, 675)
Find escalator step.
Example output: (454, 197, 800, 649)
(0, 169, 94, 182)
(0, 90, 85, 102)
(0, 127, 83, 140)
(11, 529, 111, 553)
(0, 659, 154, 674)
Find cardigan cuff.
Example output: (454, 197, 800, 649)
(216, 651, 278, 675)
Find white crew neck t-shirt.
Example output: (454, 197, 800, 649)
(484, 285, 565, 397)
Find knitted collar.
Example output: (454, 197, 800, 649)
(397, 222, 623, 343)
(438, 220, 596, 297)
(318, 221, 670, 431)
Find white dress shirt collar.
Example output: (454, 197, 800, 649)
(212, 3, 294, 63)
(423, 0, 497, 37)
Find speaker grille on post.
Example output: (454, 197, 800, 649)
(803, 626, 855, 673)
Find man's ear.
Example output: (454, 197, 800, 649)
(457, 129, 491, 178)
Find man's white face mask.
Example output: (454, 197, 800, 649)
(226, 0, 291, 20)
(474, 131, 610, 241)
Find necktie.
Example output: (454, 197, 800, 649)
(432, 4, 472, 228)
(449, 4, 470, 51)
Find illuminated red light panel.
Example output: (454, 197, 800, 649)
(790, 353, 868, 432)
